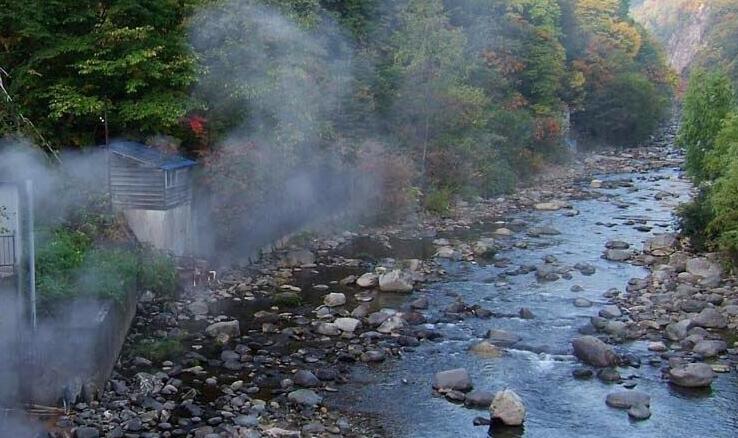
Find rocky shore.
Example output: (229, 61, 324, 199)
(46, 128, 737, 437)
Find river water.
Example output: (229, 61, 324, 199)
(331, 161, 738, 437)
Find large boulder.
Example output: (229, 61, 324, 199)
(692, 340, 727, 358)
(432, 368, 472, 392)
(205, 320, 240, 339)
(571, 336, 618, 368)
(668, 363, 716, 388)
(378, 270, 414, 293)
(486, 329, 521, 347)
(686, 257, 722, 286)
(473, 238, 498, 257)
(665, 319, 691, 341)
(489, 389, 526, 426)
(644, 234, 677, 256)
(334, 317, 360, 333)
(691, 308, 727, 329)
(604, 249, 630, 262)
(377, 315, 406, 334)
(280, 249, 315, 268)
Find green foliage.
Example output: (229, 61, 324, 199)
(77, 248, 140, 302)
(0, 0, 197, 146)
(424, 188, 452, 215)
(480, 160, 518, 197)
(678, 69, 735, 182)
(139, 249, 178, 298)
(677, 191, 714, 251)
(131, 337, 185, 362)
(273, 291, 302, 307)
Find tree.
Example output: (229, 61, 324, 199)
(678, 69, 735, 182)
(0, 0, 197, 147)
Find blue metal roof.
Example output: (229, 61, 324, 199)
(110, 141, 197, 170)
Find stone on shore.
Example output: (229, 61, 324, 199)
(205, 320, 240, 339)
(378, 270, 414, 293)
(287, 389, 322, 406)
(356, 272, 379, 288)
(323, 292, 346, 307)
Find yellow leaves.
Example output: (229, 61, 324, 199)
(609, 21, 642, 58)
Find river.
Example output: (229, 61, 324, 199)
(330, 154, 738, 437)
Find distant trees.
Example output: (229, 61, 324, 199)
(0, 0, 197, 147)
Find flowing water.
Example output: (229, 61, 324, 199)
(331, 163, 738, 437)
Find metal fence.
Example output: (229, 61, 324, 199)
(0, 234, 15, 272)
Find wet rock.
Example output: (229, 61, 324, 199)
(534, 201, 567, 211)
(647, 341, 667, 352)
(473, 238, 498, 257)
(605, 390, 650, 409)
(445, 390, 467, 403)
(535, 264, 560, 281)
(597, 368, 621, 383)
(691, 308, 727, 329)
(398, 335, 421, 347)
(668, 363, 716, 388)
(294, 370, 320, 388)
(410, 296, 429, 310)
(473, 417, 492, 426)
(432, 368, 472, 392)
(334, 317, 360, 332)
(574, 298, 592, 308)
(604, 249, 630, 262)
(436, 246, 462, 260)
(356, 273, 379, 288)
(692, 340, 727, 358)
(489, 389, 526, 426)
(574, 263, 596, 276)
(628, 404, 651, 421)
(519, 308, 535, 319)
(205, 320, 240, 339)
(378, 270, 414, 293)
(572, 336, 618, 368)
(378, 315, 407, 334)
(280, 249, 315, 267)
(367, 310, 391, 326)
(287, 389, 322, 407)
(465, 390, 494, 409)
(606, 240, 630, 250)
(572, 368, 593, 379)
(470, 341, 503, 358)
(323, 292, 346, 307)
(486, 329, 521, 347)
(188, 301, 209, 316)
(644, 234, 677, 255)
(528, 226, 561, 236)
(351, 303, 372, 318)
(599, 306, 622, 319)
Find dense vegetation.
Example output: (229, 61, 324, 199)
(677, 69, 738, 258)
(1, 1, 672, 234)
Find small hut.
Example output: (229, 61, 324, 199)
(109, 142, 197, 256)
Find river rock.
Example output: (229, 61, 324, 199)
(334, 317, 360, 332)
(489, 389, 526, 426)
(377, 315, 406, 333)
(686, 257, 722, 280)
(432, 368, 472, 392)
(574, 298, 592, 307)
(74, 427, 100, 438)
(379, 270, 414, 293)
(487, 329, 521, 347)
(188, 301, 209, 316)
(628, 404, 651, 421)
(605, 390, 650, 409)
(604, 249, 630, 262)
(473, 238, 498, 257)
(571, 336, 618, 367)
(294, 370, 319, 388)
(315, 322, 340, 336)
(287, 389, 322, 406)
(644, 234, 677, 256)
(323, 292, 346, 307)
(470, 341, 503, 358)
(436, 246, 461, 260)
(535, 201, 567, 211)
(280, 249, 315, 267)
(665, 319, 691, 341)
(692, 340, 727, 358)
(691, 308, 727, 329)
(361, 350, 386, 362)
(205, 320, 240, 339)
(356, 273, 379, 288)
(599, 305, 622, 319)
(465, 390, 495, 409)
(668, 363, 716, 388)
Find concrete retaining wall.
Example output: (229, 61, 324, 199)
(124, 203, 192, 256)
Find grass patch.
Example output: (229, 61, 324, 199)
(131, 337, 185, 362)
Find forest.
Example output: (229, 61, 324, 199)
(1, 0, 673, 235)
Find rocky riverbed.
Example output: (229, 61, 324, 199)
(45, 128, 738, 437)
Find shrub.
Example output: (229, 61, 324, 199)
(677, 191, 714, 251)
(424, 188, 452, 215)
(480, 160, 517, 197)
(76, 247, 139, 303)
(139, 249, 178, 298)
(131, 337, 184, 363)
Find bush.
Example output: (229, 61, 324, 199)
(677, 191, 714, 251)
(131, 337, 184, 362)
(424, 188, 452, 215)
(139, 249, 178, 298)
(77, 248, 139, 303)
(480, 160, 517, 197)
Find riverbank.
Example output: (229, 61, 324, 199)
(50, 123, 737, 437)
